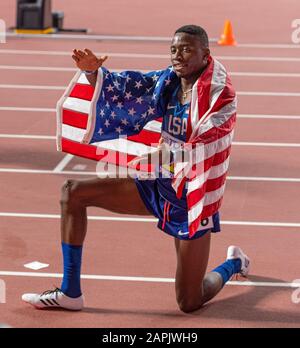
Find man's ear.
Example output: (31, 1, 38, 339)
(204, 48, 210, 64)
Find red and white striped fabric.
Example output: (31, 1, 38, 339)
(172, 56, 237, 237)
(56, 57, 236, 238)
(56, 70, 162, 168)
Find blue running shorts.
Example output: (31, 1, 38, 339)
(135, 178, 221, 240)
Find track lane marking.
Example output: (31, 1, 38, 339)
(1, 108, 300, 120)
(1, 134, 300, 147)
(1, 212, 300, 227)
(1, 49, 300, 62)
(52, 154, 74, 173)
(2, 65, 300, 78)
(0, 168, 300, 182)
(0, 270, 299, 288)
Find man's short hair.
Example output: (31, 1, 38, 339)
(174, 25, 209, 48)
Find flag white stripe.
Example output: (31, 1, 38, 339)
(204, 183, 226, 205)
(191, 131, 234, 168)
(188, 184, 226, 222)
(190, 82, 199, 128)
(62, 124, 86, 142)
(77, 73, 91, 85)
(188, 199, 204, 223)
(197, 99, 237, 136)
(209, 60, 227, 106)
(93, 138, 157, 157)
(189, 60, 228, 138)
(143, 120, 162, 133)
(172, 130, 233, 191)
(63, 97, 91, 114)
(209, 156, 230, 179)
(187, 157, 230, 193)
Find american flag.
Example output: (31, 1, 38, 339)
(56, 56, 236, 238)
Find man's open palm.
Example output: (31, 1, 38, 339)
(72, 48, 108, 71)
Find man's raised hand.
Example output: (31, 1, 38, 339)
(72, 48, 108, 71)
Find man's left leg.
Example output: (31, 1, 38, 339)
(174, 232, 223, 313)
(174, 232, 248, 313)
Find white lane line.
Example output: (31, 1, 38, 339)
(1, 134, 300, 147)
(0, 134, 55, 140)
(0, 84, 65, 90)
(0, 107, 55, 112)
(238, 114, 300, 120)
(228, 176, 300, 183)
(230, 72, 300, 78)
(1, 168, 300, 183)
(237, 91, 300, 97)
(217, 55, 300, 62)
(0, 168, 99, 175)
(1, 83, 300, 97)
(52, 154, 74, 173)
(1, 212, 300, 228)
(237, 43, 300, 49)
(1, 107, 300, 120)
(6, 32, 300, 49)
(233, 141, 300, 147)
(0, 65, 77, 72)
(0, 270, 299, 288)
(0, 49, 168, 58)
(6, 32, 218, 43)
(0, 212, 156, 222)
(1, 49, 300, 62)
(2, 65, 300, 78)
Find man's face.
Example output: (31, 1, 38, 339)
(170, 32, 210, 79)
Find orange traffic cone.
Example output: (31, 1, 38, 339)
(218, 20, 237, 46)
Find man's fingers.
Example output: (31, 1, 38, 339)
(84, 48, 94, 56)
(99, 55, 108, 63)
(77, 50, 85, 57)
(72, 55, 79, 63)
(72, 49, 82, 60)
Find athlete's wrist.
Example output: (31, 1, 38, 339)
(82, 69, 97, 75)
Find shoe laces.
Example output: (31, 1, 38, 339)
(41, 287, 62, 298)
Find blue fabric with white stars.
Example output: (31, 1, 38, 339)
(90, 67, 180, 144)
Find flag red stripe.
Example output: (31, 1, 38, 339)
(186, 146, 230, 181)
(61, 137, 135, 164)
(192, 114, 236, 145)
(187, 173, 227, 208)
(69, 84, 95, 101)
(61, 137, 153, 172)
(188, 198, 222, 237)
(128, 129, 160, 146)
(62, 109, 88, 129)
